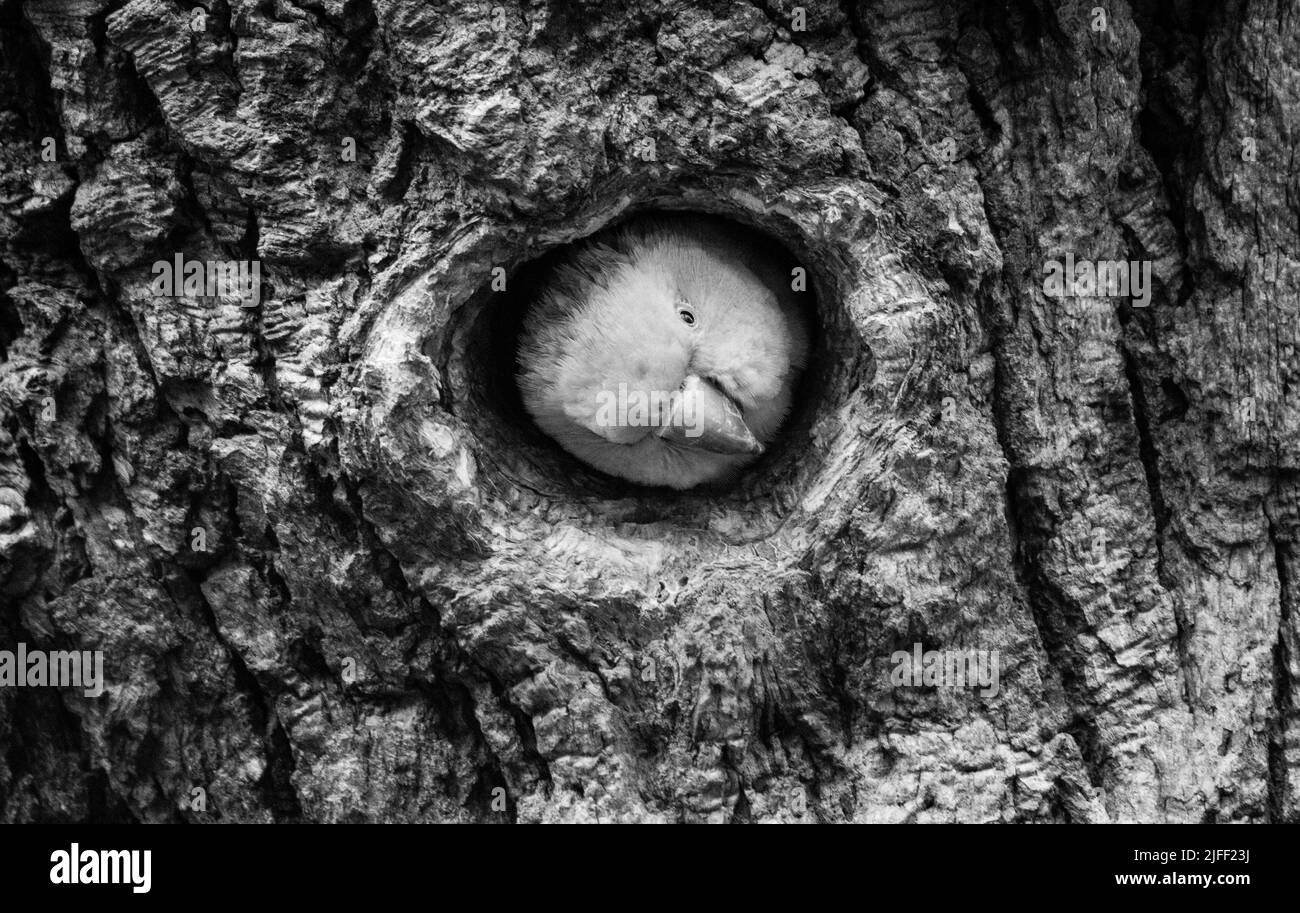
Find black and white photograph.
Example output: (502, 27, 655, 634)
(0, 0, 1291, 887)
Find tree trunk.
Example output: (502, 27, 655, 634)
(1, 0, 1296, 823)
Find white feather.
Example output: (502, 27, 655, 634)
(517, 216, 809, 489)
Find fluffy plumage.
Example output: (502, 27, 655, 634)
(517, 215, 810, 489)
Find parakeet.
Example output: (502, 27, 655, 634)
(516, 214, 810, 489)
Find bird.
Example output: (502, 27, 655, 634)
(516, 214, 810, 490)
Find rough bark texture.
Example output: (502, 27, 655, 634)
(1, 0, 1297, 823)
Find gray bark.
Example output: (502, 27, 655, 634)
(0, 0, 1296, 823)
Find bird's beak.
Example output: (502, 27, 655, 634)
(657, 375, 763, 455)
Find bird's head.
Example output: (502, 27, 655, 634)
(518, 219, 809, 488)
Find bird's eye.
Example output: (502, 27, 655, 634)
(677, 307, 696, 326)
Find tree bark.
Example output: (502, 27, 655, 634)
(1, 0, 1297, 823)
